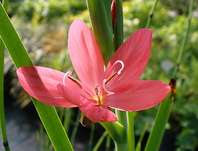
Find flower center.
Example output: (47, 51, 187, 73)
(92, 86, 104, 105)
(62, 60, 124, 106)
(92, 60, 125, 105)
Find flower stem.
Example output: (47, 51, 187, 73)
(136, 123, 148, 151)
(70, 111, 81, 145)
(105, 136, 111, 151)
(115, 142, 128, 151)
(145, 0, 159, 28)
(112, 0, 128, 127)
(127, 112, 135, 151)
(144, 1, 194, 151)
(87, 124, 95, 151)
(113, 0, 124, 49)
(101, 122, 125, 143)
(173, 0, 194, 78)
(92, 131, 108, 151)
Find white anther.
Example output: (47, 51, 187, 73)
(102, 79, 115, 95)
(63, 71, 72, 86)
(114, 60, 124, 75)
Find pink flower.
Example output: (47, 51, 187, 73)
(16, 20, 170, 123)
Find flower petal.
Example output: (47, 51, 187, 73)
(68, 20, 105, 90)
(80, 100, 117, 122)
(106, 29, 152, 91)
(57, 75, 84, 106)
(105, 80, 170, 111)
(16, 66, 76, 108)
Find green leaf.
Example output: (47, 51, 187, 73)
(86, 0, 114, 61)
(144, 99, 173, 151)
(113, 0, 124, 49)
(0, 4, 73, 151)
(0, 39, 11, 151)
(0, 1, 11, 151)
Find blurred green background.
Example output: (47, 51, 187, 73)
(2, 0, 198, 151)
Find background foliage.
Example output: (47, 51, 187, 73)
(2, 0, 198, 150)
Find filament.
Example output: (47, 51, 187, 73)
(63, 71, 72, 86)
(102, 79, 115, 95)
(63, 71, 82, 88)
(105, 60, 125, 84)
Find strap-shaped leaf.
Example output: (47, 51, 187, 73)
(0, 4, 73, 151)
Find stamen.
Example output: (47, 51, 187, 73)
(105, 72, 117, 84)
(67, 76, 82, 88)
(63, 71, 72, 86)
(95, 87, 101, 105)
(102, 60, 124, 95)
(103, 79, 115, 95)
(114, 60, 124, 75)
(105, 60, 125, 84)
(63, 71, 82, 88)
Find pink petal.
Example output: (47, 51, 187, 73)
(105, 80, 170, 111)
(57, 75, 84, 106)
(106, 29, 152, 91)
(16, 66, 76, 108)
(68, 20, 105, 90)
(80, 100, 117, 122)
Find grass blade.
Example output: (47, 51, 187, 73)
(0, 39, 11, 151)
(0, 4, 73, 151)
(0, 1, 11, 150)
(87, 124, 95, 151)
(144, 99, 173, 151)
(93, 131, 108, 151)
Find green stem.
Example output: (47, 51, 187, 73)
(113, 0, 124, 49)
(146, 0, 159, 27)
(0, 4, 73, 151)
(127, 112, 135, 151)
(2, 0, 8, 11)
(92, 131, 108, 151)
(173, 0, 194, 78)
(136, 123, 148, 151)
(144, 1, 194, 151)
(115, 110, 127, 127)
(101, 122, 125, 143)
(87, 1, 129, 150)
(112, 0, 127, 127)
(70, 111, 80, 145)
(87, 124, 95, 151)
(63, 109, 72, 132)
(86, 0, 114, 61)
(101, 122, 128, 151)
(115, 142, 128, 151)
(105, 136, 111, 151)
